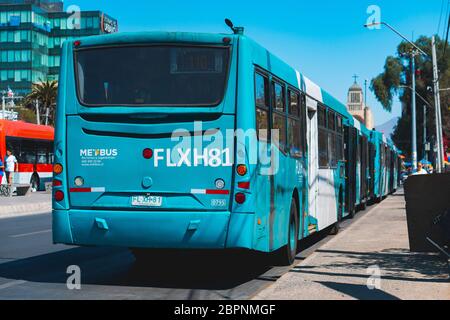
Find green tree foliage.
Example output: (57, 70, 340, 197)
(24, 80, 58, 126)
(17, 107, 37, 123)
(371, 36, 449, 159)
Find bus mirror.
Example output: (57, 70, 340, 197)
(225, 18, 234, 30)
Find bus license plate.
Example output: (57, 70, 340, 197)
(131, 195, 163, 207)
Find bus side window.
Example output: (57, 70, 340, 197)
(47, 142, 54, 164)
(255, 72, 269, 141)
(5, 137, 21, 162)
(318, 105, 328, 168)
(336, 115, 344, 162)
(271, 81, 287, 151)
(288, 89, 301, 158)
(300, 93, 307, 156)
(20, 139, 37, 164)
(327, 110, 337, 168)
(37, 141, 53, 164)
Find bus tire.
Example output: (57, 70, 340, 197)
(330, 222, 340, 235)
(30, 174, 40, 192)
(330, 192, 344, 235)
(361, 200, 367, 211)
(349, 208, 356, 219)
(276, 198, 299, 266)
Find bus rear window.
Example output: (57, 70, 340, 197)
(75, 45, 230, 106)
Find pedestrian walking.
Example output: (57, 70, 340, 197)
(5, 149, 18, 186)
(412, 162, 428, 175)
(0, 156, 4, 185)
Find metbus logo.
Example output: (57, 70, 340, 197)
(80, 149, 118, 157)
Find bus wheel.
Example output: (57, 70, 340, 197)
(349, 208, 356, 219)
(361, 200, 367, 211)
(330, 192, 343, 235)
(30, 174, 39, 192)
(330, 222, 340, 235)
(276, 198, 299, 266)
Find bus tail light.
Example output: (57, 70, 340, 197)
(53, 180, 62, 187)
(143, 148, 153, 159)
(54, 163, 63, 175)
(238, 182, 250, 189)
(236, 164, 247, 176)
(235, 192, 246, 204)
(54, 190, 64, 202)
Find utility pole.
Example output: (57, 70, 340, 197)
(411, 51, 418, 171)
(364, 79, 368, 108)
(1, 96, 5, 120)
(423, 105, 427, 162)
(45, 107, 49, 126)
(35, 99, 40, 125)
(364, 23, 445, 173)
(431, 36, 443, 173)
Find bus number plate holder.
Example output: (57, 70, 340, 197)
(131, 195, 163, 207)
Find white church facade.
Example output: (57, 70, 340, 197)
(346, 79, 374, 130)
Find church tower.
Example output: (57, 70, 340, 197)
(346, 76, 374, 129)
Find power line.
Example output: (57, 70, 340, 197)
(442, 0, 450, 41)
(437, 0, 446, 35)
(442, 15, 450, 60)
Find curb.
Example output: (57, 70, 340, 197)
(0, 202, 51, 219)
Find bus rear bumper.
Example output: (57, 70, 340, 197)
(52, 209, 256, 250)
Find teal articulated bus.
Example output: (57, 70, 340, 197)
(53, 30, 400, 265)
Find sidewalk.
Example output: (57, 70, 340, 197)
(253, 189, 450, 300)
(0, 192, 51, 218)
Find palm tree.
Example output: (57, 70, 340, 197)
(25, 80, 58, 126)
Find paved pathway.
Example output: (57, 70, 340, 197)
(253, 190, 450, 300)
(0, 192, 51, 218)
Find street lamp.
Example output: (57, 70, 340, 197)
(399, 85, 432, 109)
(399, 85, 433, 162)
(364, 22, 444, 173)
(399, 85, 433, 163)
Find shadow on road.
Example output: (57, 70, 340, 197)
(317, 281, 400, 300)
(0, 226, 337, 294)
(0, 246, 276, 291)
(291, 248, 449, 284)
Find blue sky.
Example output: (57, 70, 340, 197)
(64, 0, 444, 126)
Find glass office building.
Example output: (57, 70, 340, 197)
(0, 0, 118, 96)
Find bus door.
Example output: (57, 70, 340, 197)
(389, 150, 395, 193)
(344, 126, 357, 214)
(267, 79, 288, 251)
(306, 97, 319, 234)
(368, 142, 376, 199)
(360, 136, 368, 203)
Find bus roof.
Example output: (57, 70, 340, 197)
(73, 31, 234, 48)
(0, 120, 54, 141)
(67, 31, 399, 151)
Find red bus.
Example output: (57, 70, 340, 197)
(0, 120, 54, 191)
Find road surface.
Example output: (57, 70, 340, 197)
(0, 201, 396, 300)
